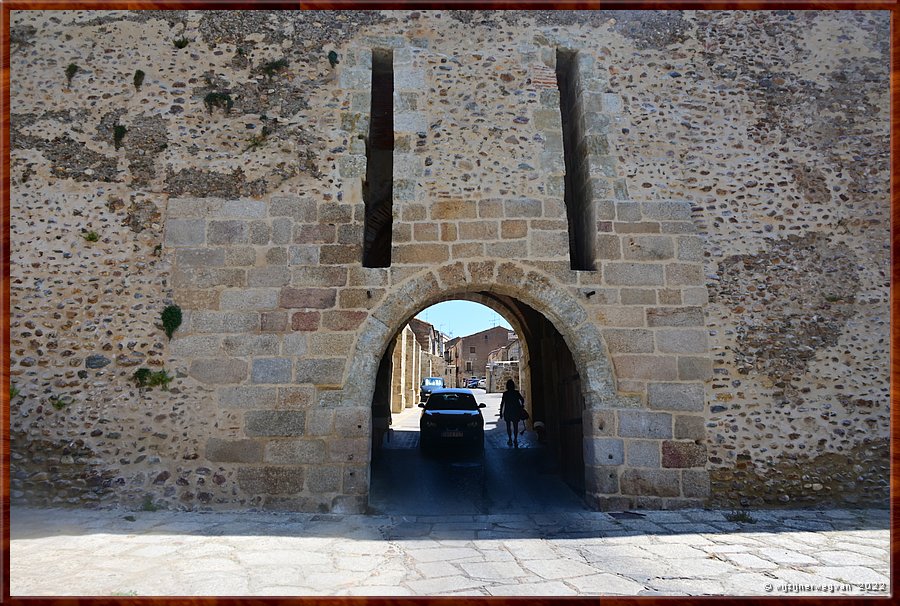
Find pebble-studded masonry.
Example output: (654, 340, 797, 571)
(9, 10, 888, 512)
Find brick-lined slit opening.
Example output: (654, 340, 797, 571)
(556, 49, 596, 271)
(363, 48, 394, 268)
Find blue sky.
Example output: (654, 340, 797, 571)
(415, 301, 512, 339)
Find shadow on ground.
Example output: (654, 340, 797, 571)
(10, 394, 890, 541)
(10, 504, 890, 543)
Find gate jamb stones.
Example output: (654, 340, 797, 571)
(346, 260, 625, 510)
(197, 256, 711, 513)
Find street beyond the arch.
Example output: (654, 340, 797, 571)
(368, 391, 587, 515)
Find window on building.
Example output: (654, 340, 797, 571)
(466, 361, 473, 372)
(470, 346, 476, 353)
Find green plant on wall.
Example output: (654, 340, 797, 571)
(161, 304, 182, 340)
(48, 395, 71, 410)
(261, 58, 289, 77)
(133, 69, 145, 90)
(114, 125, 127, 150)
(148, 369, 173, 390)
(725, 510, 757, 524)
(82, 231, 100, 242)
(243, 125, 272, 152)
(10, 385, 21, 400)
(132, 368, 152, 389)
(203, 92, 233, 115)
(173, 37, 189, 49)
(65, 63, 79, 87)
(132, 368, 173, 391)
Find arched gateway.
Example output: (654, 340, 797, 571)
(155, 187, 714, 515)
(344, 260, 617, 417)
(348, 260, 618, 502)
(195, 253, 711, 514)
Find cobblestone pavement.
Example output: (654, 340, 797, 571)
(10, 504, 890, 596)
(10, 395, 892, 597)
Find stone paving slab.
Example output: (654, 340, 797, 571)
(9, 506, 891, 597)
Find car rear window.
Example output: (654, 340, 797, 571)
(425, 392, 477, 410)
(423, 378, 444, 386)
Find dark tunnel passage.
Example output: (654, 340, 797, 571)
(368, 292, 586, 514)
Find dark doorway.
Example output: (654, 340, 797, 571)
(368, 294, 586, 514)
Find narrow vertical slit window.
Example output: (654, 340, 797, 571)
(556, 49, 596, 271)
(363, 48, 394, 268)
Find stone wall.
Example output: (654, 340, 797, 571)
(420, 351, 446, 384)
(595, 10, 891, 507)
(389, 325, 420, 413)
(9, 10, 888, 511)
(488, 361, 520, 395)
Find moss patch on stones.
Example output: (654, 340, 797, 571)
(44, 136, 119, 182)
(124, 198, 161, 234)
(124, 114, 170, 187)
(9, 431, 118, 506)
(709, 437, 889, 508)
(712, 232, 860, 404)
(197, 10, 389, 48)
(10, 24, 37, 47)
(165, 166, 267, 198)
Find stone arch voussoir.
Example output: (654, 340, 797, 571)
(346, 261, 616, 412)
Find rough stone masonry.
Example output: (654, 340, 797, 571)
(9, 10, 889, 513)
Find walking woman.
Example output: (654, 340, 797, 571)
(499, 379, 525, 448)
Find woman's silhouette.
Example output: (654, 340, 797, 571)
(499, 379, 525, 448)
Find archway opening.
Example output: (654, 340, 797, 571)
(367, 293, 587, 515)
